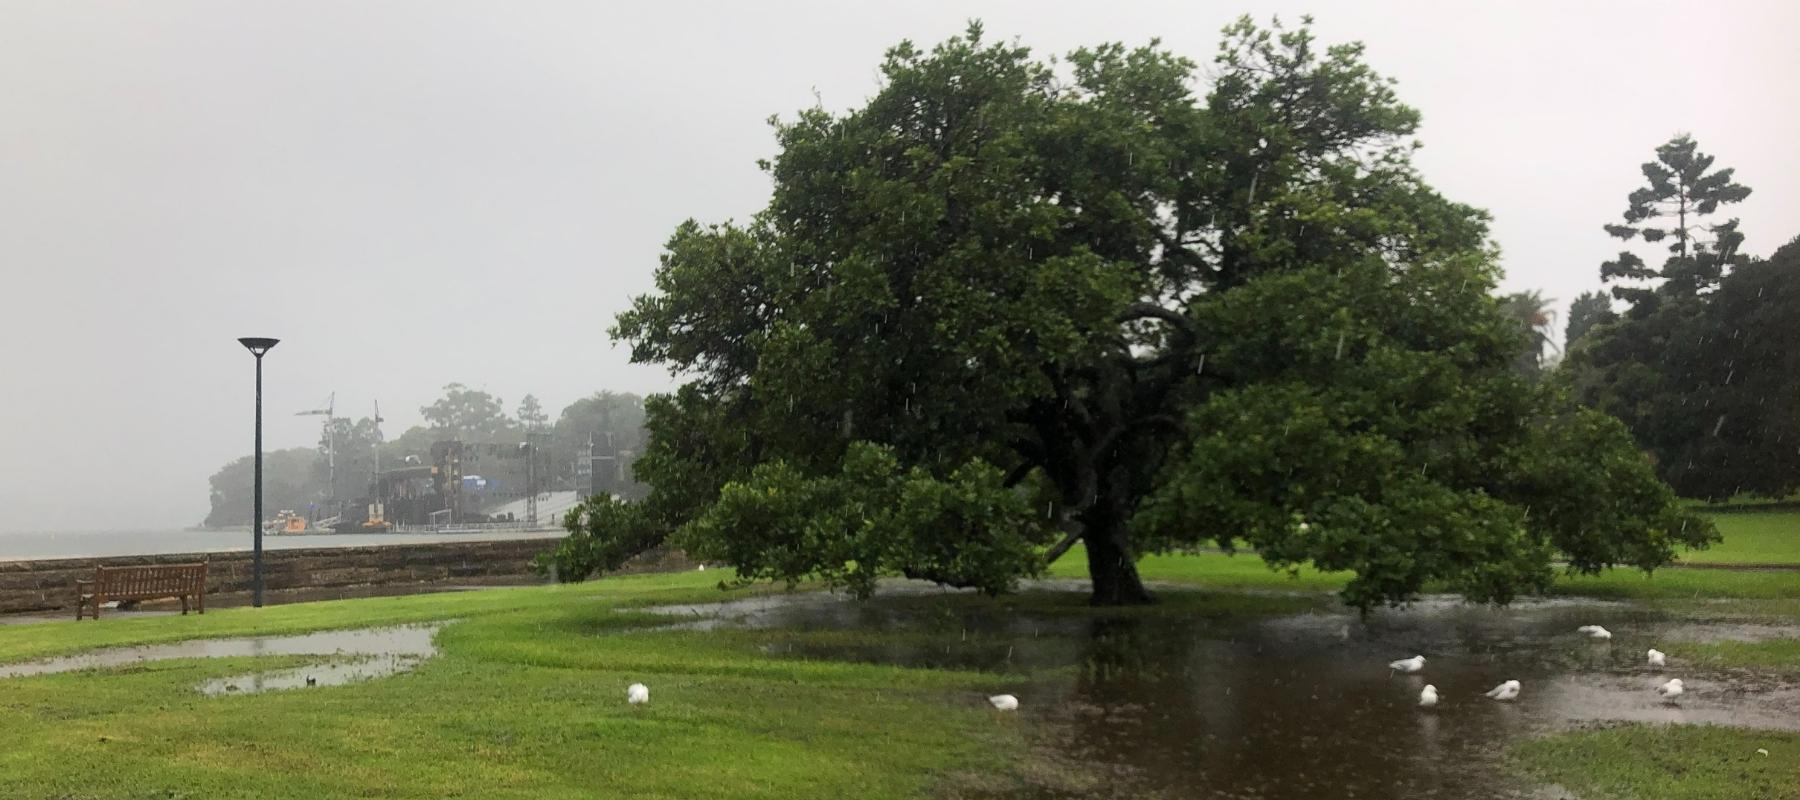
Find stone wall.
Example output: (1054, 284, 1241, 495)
(0, 538, 694, 615)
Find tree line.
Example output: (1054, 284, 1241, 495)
(202, 385, 647, 527)
(1492, 134, 1795, 503)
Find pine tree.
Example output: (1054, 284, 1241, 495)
(1601, 135, 1751, 310)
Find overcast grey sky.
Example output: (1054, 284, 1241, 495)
(1, 1, 1795, 533)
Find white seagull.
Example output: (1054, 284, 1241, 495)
(1657, 678, 1685, 700)
(1647, 648, 1666, 667)
(988, 694, 1019, 711)
(1485, 680, 1522, 701)
(627, 683, 650, 705)
(1577, 625, 1613, 640)
(1389, 655, 1426, 674)
(1419, 685, 1440, 708)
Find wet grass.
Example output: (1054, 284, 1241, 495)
(1040, 505, 1798, 601)
(0, 572, 773, 663)
(1681, 638, 1800, 675)
(1678, 510, 1800, 564)
(1513, 723, 1800, 800)
(0, 574, 1023, 799)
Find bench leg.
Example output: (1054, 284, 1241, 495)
(197, 592, 205, 615)
(181, 595, 189, 615)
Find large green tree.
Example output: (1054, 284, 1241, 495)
(552, 18, 1710, 608)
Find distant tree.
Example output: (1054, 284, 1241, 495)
(1499, 290, 1556, 378)
(1573, 137, 1794, 500)
(420, 383, 517, 442)
(203, 447, 325, 527)
(1563, 291, 1615, 351)
(547, 18, 1711, 608)
(516, 395, 549, 432)
(381, 425, 439, 464)
(550, 392, 647, 492)
(1601, 135, 1751, 310)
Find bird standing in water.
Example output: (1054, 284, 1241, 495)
(1419, 685, 1440, 708)
(1485, 680, 1521, 701)
(1389, 655, 1426, 675)
(1647, 649, 1666, 667)
(1657, 678, 1685, 700)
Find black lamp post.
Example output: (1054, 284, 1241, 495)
(237, 337, 279, 608)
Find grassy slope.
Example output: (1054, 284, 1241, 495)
(0, 573, 1021, 800)
(1512, 725, 1800, 800)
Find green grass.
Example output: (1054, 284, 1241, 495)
(1679, 510, 1800, 564)
(2, 559, 1795, 799)
(1512, 724, 1800, 800)
(0, 573, 1024, 799)
(1035, 508, 1798, 604)
(1677, 638, 1800, 675)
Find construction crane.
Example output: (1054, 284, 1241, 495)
(295, 392, 336, 514)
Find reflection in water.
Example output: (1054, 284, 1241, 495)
(0, 624, 443, 696)
(650, 587, 1800, 799)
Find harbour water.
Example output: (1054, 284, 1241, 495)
(0, 527, 567, 562)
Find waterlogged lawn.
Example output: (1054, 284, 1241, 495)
(1513, 724, 1800, 800)
(0, 574, 1024, 800)
(2, 551, 1795, 799)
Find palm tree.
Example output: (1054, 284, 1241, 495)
(1500, 290, 1558, 377)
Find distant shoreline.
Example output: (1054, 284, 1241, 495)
(0, 527, 567, 563)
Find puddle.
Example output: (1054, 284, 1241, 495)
(0, 624, 443, 695)
(648, 581, 1800, 799)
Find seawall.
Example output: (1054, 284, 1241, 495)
(0, 538, 693, 614)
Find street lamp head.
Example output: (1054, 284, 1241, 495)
(238, 337, 280, 357)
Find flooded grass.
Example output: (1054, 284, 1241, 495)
(0, 568, 1794, 798)
(656, 583, 1800, 798)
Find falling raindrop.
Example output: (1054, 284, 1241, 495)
(1334, 332, 1346, 360)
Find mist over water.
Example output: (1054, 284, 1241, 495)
(0, 527, 565, 561)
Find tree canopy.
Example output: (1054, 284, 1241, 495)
(1570, 233, 1800, 500)
(550, 17, 1712, 608)
(1600, 134, 1752, 311)
(419, 383, 516, 442)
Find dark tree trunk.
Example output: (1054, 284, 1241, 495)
(1082, 504, 1156, 606)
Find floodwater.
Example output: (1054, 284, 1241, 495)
(648, 586, 1800, 799)
(0, 624, 442, 695)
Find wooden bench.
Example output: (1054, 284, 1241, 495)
(75, 562, 208, 620)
